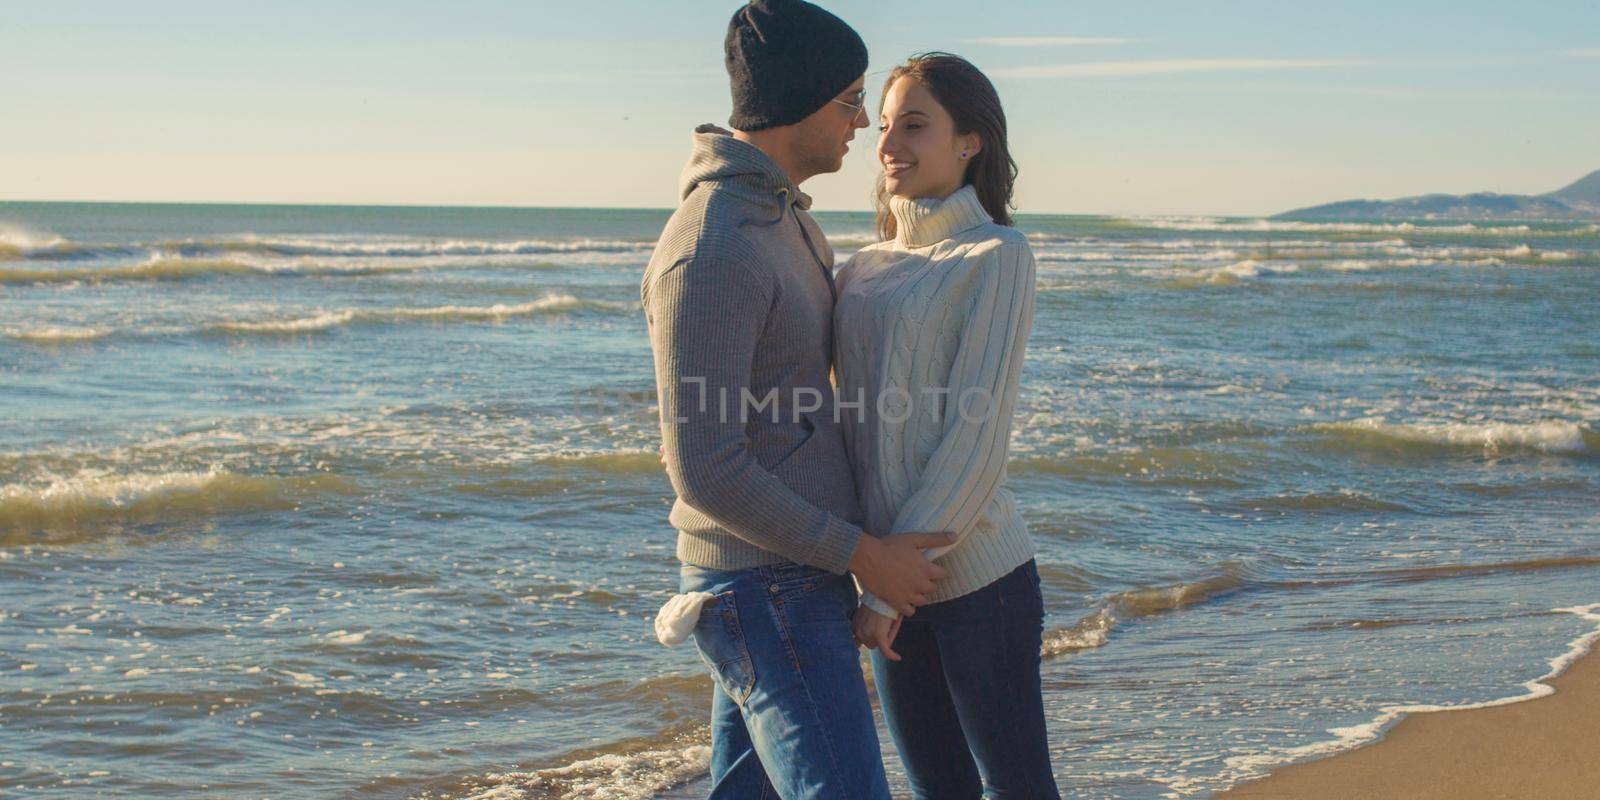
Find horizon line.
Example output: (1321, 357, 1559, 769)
(0, 196, 1245, 219)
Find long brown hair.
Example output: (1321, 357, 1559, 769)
(874, 52, 1018, 242)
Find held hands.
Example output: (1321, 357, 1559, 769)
(847, 532, 956, 617)
(853, 605, 903, 661)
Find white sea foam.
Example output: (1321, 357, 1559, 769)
(1033, 241, 1538, 273)
(0, 467, 350, 534)
(384, 297, 626, 320)
(1036, 250, 1122, 262)
(0, 468, 233, 515)
(1037, 249, 1243, 263)
(1041, 572, 1246, 658)
(153, 234, 655, 258)
(1042, 608, 1115, 656)
(0, 256, 269, 285)
(1321, 418, 1593, 454)
(6, 326, 111, 343)
(1, 252, 583, 286)
(1314, 257, 1475, 271)
(824, 230, 879, 248)
(282, 669, 322, 685)
(4, 295, 630, 343)
(1205, 260, 1301, 282)
(1034, 235, 1409, 252)
(1320, 259, 1387, 271)
(459, 743, 712, 800)
(0, 224, 74, 258)
(1120, 217, 1568, 236)
(215, 310, 360, 334)
(322, 630, 367, 645)
(1005, 234, 1591, 277)
(209, 295, 632, 335)
(1376, 244, 1577, 262)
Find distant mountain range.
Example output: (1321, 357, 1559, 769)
(1275, 169, 1600, 221)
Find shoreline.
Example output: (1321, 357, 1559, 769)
(660, 605, 1600, 799)
(1219, 603, 1600, 799)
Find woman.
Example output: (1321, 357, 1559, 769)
(834, 53, 1058, 798)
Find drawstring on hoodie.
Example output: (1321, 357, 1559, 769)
(792, 201, 837, 303)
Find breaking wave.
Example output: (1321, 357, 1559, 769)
(0, 468, 355, 543)
(1311, 418, 1596, 456)
(207, 295, 635, 335)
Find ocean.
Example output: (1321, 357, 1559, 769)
(1, 201, 1596, 799)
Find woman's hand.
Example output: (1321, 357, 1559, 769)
(853, 606, 904, 661)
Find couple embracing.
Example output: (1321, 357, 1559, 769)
(642, 1, 1057, 797)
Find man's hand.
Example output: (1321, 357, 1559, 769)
(853, 606, 904, 661)
(847, 532, 955, 617)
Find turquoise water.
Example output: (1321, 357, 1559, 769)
(1, 201, 1597, 798)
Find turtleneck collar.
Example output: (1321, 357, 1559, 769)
(888, 184, 991, 248)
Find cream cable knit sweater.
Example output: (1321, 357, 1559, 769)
(834, 184, 1038, 616)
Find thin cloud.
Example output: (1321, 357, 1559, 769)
(964, 36, 1139, 47)
(524, 66, 722, 83)
(1564, 49, 1600, 59)
(990, 58, 1373, 79)
(1145, 81, 1573, 101)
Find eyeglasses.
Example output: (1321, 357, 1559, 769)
(831, 95, 867, 122)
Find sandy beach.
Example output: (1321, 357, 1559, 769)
(1219, 640, 1600, 799)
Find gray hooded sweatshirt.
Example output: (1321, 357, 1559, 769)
(641, 126, 865, 575)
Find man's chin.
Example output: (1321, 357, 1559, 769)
(814, 157, 847, 176)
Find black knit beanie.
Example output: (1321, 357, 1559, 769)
(724, 0, 868, 131)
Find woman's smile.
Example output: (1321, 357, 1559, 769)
(883, 158, 915, 177)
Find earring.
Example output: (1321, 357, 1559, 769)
(960, 152, 968, 159)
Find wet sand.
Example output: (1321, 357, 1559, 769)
(1219, 644, 1600, 799)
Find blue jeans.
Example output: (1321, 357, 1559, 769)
(871, 560, 1060, 800)
(681, 562, 891, 800)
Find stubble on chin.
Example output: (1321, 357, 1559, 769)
(803, 151, 845, 178)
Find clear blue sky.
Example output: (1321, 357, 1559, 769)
(3, 0, 1596, 215)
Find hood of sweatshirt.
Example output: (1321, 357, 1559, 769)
(678, 124, 812, 216)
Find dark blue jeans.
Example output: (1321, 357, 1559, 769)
(871, 560, 1060, 800)
(681, 562, 891, 800)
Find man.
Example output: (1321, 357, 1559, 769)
(640, 1, 956, 796)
